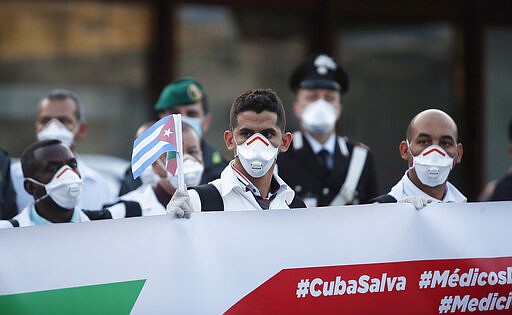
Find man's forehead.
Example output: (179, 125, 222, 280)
(39, 99, 77, 116)
(34, 144, 73, 161)
(236, 111, 278, 129)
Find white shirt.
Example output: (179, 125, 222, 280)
(388, 171, 467, 203)
(11, 155, 117, 211)
(0, 203, 90, 229)
(189, 161, 297, 211)
(303, 131, 337, 169)
(117, 184, 166, 216)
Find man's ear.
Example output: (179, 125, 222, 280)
(279, 132, 293, 153)
(24, 179, 39, 197)
(224, 130, 234, 151)
(201, 113, 212, 133)
(399, 140, 409, 161)
(74, 121, 87, 141)
(455, 143, 464, 164)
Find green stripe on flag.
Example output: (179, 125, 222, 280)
(0, 279, 145, 315)
(167, 151, 176, 160)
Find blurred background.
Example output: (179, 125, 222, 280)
(0, 0, 510, 201)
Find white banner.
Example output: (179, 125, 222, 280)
(0, 201, 511, 314)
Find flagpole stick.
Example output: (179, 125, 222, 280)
(176, 114, 186, 191)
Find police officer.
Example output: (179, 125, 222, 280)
(119, 77, 228, 195)
(277, 54, 378, 207)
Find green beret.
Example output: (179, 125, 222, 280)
(154, 77, 204, 111)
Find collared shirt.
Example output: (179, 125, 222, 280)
(230, 163, 285, 209)
(0, 203, 90, 228)
(188, 161, 296, 211)
(388, 171, 467, 203)
(303, 132, 336, 169)
(30, 204, 84, 225)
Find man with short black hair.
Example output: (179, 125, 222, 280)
(278, 54, 378, 207)
(1, 140, 141, 228)
(10, 89, 116, 211)
(0, 140, 89, 227)
(167, 88, 306, 218)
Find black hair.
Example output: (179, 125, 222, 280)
(40, 89, 84, 122)
(229, 89, 286, 131)
(21, 139, 62, 178)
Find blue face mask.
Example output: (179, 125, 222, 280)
(181, 116, 203, 139)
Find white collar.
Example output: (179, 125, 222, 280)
(389, 171, 467, 203)
(303, 131, 337, 155)
(219, 161, 291, 200)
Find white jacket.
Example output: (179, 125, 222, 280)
(118, 184, 166, 216)
(189, 162, 297, 212)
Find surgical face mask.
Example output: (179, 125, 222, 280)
(181, 116, 203, 139)
(166, 154, 205, 188)
(301, 99, 337, 136)
(37, 119, 78, 148)
(140, 167, 161, 187)
(408, 141, 454, 187)
(235, 133, 279, 178)
(26, 165, 83, 209)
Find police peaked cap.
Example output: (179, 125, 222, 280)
(289, 54, 349, 94)
(154, 77, 204, 111)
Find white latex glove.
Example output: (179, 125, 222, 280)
(398, 196, 432, 210)
(166, 189, 193, 219)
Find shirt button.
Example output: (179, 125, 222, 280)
(322, 188, 329, 195)
(295, 185, 302, 192)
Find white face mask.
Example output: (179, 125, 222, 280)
(301, 99, 337, 136)
(140, 166, 161, 187)
(408, 141, 454, 187)
(181, 116, 203, 139)
(26, 165, 83, 209)
(235, 133, 279, 178)
(166, 154, 205, 188)
(37, 119, 78, 148)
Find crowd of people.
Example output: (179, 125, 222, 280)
(0, 53, 510, 227)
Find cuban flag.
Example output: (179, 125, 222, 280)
(131, 115, 182, 179)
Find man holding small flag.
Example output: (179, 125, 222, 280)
(167, 88, 306, 218)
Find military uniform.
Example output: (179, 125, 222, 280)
(279, 54, 378, 206)
(278, 131, 377, 206)
(200, 139, 228, 184)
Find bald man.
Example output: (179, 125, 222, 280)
(373, 109, 466, 208)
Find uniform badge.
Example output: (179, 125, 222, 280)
(314, 55, 337, 75)
(187, 84, 203, 101)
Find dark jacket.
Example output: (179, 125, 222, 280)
(277, 132, 378, 206)
(0, 148, 17, 220)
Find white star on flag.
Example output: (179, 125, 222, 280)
(163, 128, 172, 137)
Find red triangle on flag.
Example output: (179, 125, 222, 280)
(157, 117, 177, 147)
